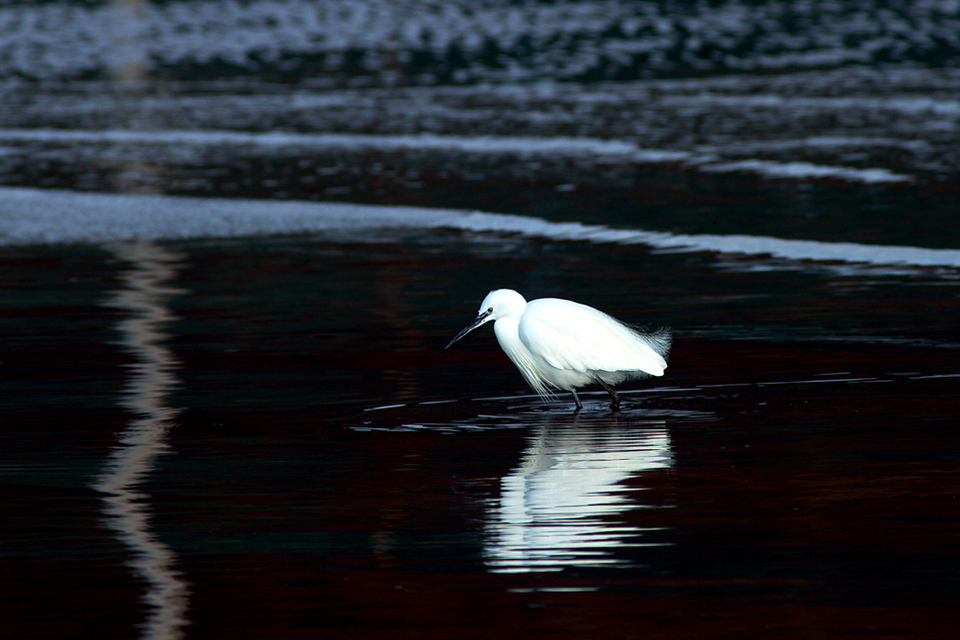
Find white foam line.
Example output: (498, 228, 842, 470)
(364, 403, 407, 412)
(0, 128, 910, 183)
(0, 128, 644, 157)
(758, 377, 876, 386)
(666, 94, 960, 118)
(3, 187, 960, 270)
(0, 187, 457, 245)
(696, 159, 911, 184)
(696, 136, 930, 153)
(446, 210, 960, 268)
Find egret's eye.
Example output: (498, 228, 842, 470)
(487, 307, 494, 313)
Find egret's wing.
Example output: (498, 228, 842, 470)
(519, 299, 669, 376)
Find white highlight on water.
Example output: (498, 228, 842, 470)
(3, 187, 959, 271)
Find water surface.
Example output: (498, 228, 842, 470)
(4, 219, 959, 639)
(3, 5, 960, 637)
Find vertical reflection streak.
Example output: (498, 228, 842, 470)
(93, 241, 190, 640)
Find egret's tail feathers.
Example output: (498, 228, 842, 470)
(643, 327, 672, 360)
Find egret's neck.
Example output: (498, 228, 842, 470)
(493, 317, 550, 397)
(492, 316, 521, 355)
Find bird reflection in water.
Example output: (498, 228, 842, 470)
(92, 240, 190, 640)
(484, 413, 672, 573)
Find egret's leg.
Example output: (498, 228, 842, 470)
(570, 389, 582, 411)
(594, 377, 621, 411)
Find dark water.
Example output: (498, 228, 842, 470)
(4, 226, 960, 639)
(4, 2, 960, 638)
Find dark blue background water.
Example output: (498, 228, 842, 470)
(3, 2, 960, 639)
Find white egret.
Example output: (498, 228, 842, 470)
(446, 289, 671, 410)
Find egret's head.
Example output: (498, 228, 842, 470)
(445, 289, 527, 349)
(478, 289, 527, 319)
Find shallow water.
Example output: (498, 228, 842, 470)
(4, 221, 960, 639)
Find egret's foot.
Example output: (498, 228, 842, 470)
(571, 389, 583, 412)
(595, 377, 621, 412)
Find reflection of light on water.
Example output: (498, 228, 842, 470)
(92, 240, 190, 640)
(485, 420, 672, 573)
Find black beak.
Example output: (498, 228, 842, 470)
(445, 311, 492, 349)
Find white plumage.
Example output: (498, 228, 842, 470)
(446, 289, 671, 410)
